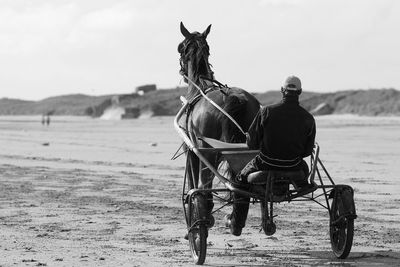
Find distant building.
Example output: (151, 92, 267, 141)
(135, 84, 157, 95)
(121, 107, 140, 119)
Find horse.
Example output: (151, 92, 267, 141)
(178, 22, 260, 214)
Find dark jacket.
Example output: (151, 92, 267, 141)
(246, 95, 316, 171)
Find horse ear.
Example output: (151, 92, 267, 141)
(202, 24, 212, 38)
(180, 22, 192, 38)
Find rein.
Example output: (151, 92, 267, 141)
(183, 74, 247, 137)
(199, 75, 228, 89)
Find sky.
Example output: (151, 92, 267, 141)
(0, 0, 399, 100)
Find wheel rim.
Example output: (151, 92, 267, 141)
(330, 194, 354, 258)
(189, 230, 200, 256)
(188, 199, 200, 258)
(330, 213, 347, 252)
(187, 195, 207, 265)
(214, 160, 233, 202)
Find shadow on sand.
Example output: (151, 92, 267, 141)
(206, 249, 400, 266)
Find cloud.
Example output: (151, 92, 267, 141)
(258, 0, 304, 7)
(77, 5, 134, 31)
(0, 2, 138, 53)
(0, 2, 78, 54)
(66, 4, 135, 47)
(1, 0, 400, 99)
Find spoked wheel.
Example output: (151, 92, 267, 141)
(214, 160, 233, 202)
(329, 188, 355, 259)
(187, 193, 208, 265)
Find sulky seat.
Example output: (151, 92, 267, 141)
(248, 169, 308, 188)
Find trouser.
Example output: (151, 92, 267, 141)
(230, 156, 309, 229)
(229, 157, 258, 229)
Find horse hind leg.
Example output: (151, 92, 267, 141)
(198, 155, 216, 221)
(187, 152, 215, 228)
(186, 146, 212, 192)
(187, 120, 215, 224)
(186, 150, 200, 189)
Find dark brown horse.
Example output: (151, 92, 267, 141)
(178, 22, 260, 210)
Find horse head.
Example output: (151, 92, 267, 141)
(178, 22, 214, 85)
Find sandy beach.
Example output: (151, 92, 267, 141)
(0, 115, 399, 266)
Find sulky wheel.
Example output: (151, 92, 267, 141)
(214, 160, 234, 202)
(329, 187, 355, 259)
(187, 193, 208, 265)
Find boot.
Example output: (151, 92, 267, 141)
(224, 193, 250, 236)
(224, 214, 242, 236)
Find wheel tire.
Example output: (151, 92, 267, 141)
(188, 194, 208, 265)
(329, 193, 354, 259)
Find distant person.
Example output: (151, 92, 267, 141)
(41, 115, 45, 125)
(46, 115, 50, 126)
(225, 75, 316, 236)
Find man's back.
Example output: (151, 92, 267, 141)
(265, 96, 315, 159)
(247, 95, 315, 171)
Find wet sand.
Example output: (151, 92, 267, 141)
(0, 115, 399, 266)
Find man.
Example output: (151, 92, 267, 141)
(225, 75, 316, 236)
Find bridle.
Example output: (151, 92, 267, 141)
(178, 34, 213, 79)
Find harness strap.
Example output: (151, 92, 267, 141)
(184, 74, 247, 136)
(199, 75, 228, 89)
(185, 86, 216, 108)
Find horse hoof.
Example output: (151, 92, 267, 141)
(207, 214, 215, 228)
(263, 222, 276, 236)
